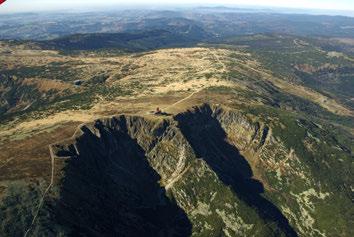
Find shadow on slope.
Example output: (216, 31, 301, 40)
(54, 117, 191, 237)
(175, 105, 298, 237)
(40, 30, 203, 52)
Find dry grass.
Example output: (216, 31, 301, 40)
(0, 47, 239, 140)
(22, 78, 72, 93)
(241, 61, 354, 117)
(1, 44, 353, 181)
(0, 122, 79, 180)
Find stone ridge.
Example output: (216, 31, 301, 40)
(42, 103, 347, 237)
(46, 104, 300, 236)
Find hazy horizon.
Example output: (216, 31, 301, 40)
(0, 0, 354, 15)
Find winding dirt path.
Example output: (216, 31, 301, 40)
(21, 48, 227, 235)
(164, 48, 227, 112)
(165, 145, 188, 190)
(23, 147, 55, 237)
(164, 89, 202, 111)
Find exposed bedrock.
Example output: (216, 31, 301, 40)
(175, 105, 297, 237)
(53, 117, 191, 237)
(50, 104, 298, 237)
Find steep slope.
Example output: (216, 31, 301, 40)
(1, 35, 353, 237)
(2, 104, 352, 237)
(48, 110, 278, 237)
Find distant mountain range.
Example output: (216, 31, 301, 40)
(1, 9, 354, 40)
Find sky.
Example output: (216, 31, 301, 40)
(1, 0, 354, 13)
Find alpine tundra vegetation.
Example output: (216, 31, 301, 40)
(0, 5, 353, 237)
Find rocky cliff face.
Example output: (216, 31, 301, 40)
(3, 104, 352, 237)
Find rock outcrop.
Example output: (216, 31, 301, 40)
(3, 104, 352, 237)
(47, 104, 294, 236)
